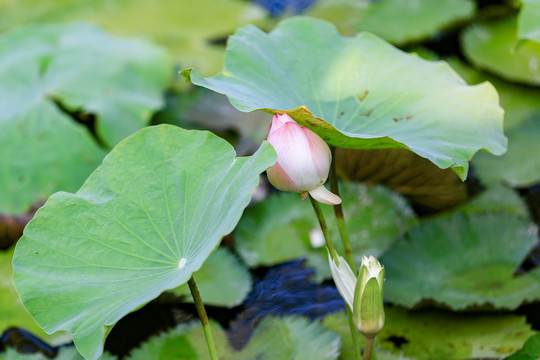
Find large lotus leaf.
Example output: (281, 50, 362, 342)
(0, 248, 49, 341)
(307, 0, 475, 45)
(0, 23, 171, 148)
(172, 247, 252, 308)
(12, 125, 277, 360)
(518, 0, 540, 43)
(324, 308, 535, 360)
(0, 0, 265, 77)
(183, 17, 506, 180)
(462, 16, 540, 86)
(335, 148, 468, 212)
(506, 333, 540, 360)
(472, 114, 540, 187)
(128, 317, 340, 360)
(235, 182, 416, 280)
(448, 58, 540, 131)
(381, 212, 540, 310)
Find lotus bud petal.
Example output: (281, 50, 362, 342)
(328, 252, 356, 310)
(266, 113, 341, 204)
(353, 256, 385, 337)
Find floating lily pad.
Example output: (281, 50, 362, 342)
(518, 0, 540, 43)
(0, 23, 171, 147)
(183, 17, 506, 180)
(172, 247, 252, 308)
(457, 184, 530, 218)
(0, 0, 265, 77)
(381, 212, 540, 310)
(235, 182, 416, 280)
(307, 0, 475, 45)
(462, 16, 540, 86)
(129, 317, 340, 360)
(324, 307, 535, 360)
(472, 114, 540, 187)
(0, 24, 171, 214)
(12, 125, 277, 360)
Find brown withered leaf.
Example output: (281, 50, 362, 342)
(335, 148, 469, 212)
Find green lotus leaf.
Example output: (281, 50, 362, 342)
(0, 23, 171, 148)
(172, 247, 252, 308)
(128, 317, 340, 360)
(307, 0, 475, 45)
(183, 17, 506, 180)
(235, 182, 416, 280)
(12, 125, 277, 360)
(505, 333, 540, 360)
(473, 114, 540, 187)
(324, 307, 535, 360)
(0, 0, 265, 77)
(381, 212, 540, 310)
(0, 248, 49, 341)
(518, 0, 540, 43)
(462, 16, 540, 86)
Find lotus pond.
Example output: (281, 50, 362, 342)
(1, 0, 540, 359)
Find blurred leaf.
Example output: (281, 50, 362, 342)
(172, 247, 252, 308)
(127, 321, 232, 360)
(335, 148, 468, 212)
(307, 0, 475, 45)
(12, 126, 277, 360)
(449, 58, 540, 130)
(381, 212, 540, 310)
(0, 23, 171, 147)
(462, 16, 540, 86)
(184, 17, 506, 180)
(154, 88, 269, 154)
(473, 114, 540, 187)
(457, 184, 530, 218)
(324, 307, 535, 360)
(0, 0, 266, 77)
(235, 182, 416, 280)
(0, 347, 116, 360)
(505, 333, 540, 360)
(129, 317, 340, 360)
(518, 0, 540, 43)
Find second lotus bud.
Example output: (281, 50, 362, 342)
(329, 254, 385, 337)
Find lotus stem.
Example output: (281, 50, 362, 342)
(309, 194, 337, 260)
(188, 276, 219, 360)
(329, 146, 356, 272)
(362, 336, 375, 360)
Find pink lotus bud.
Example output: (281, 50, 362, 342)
(266, 113, 342, 205)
